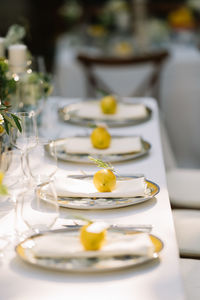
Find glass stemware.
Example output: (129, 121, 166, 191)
(21, 182, 59, 234)
(10, 111, 38, 153)
(10, 111, 38, 178)
(0, 150, 29, 242)
(26, 139, 57, 186)
(23, 139, 59, 235)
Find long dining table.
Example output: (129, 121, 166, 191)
(0, 97, 185, 300)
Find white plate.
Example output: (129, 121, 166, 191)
(38, 177, 160, 210)
(59, 100, 152, 127)
(16, 229, 163, 273)
(49, 136, 151, 163)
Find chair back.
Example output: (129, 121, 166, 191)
(77, 50, 169, 104)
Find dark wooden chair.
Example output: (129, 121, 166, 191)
(77, 50, 169, 104)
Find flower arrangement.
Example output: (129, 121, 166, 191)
(0, 24, 28, 135)
(0, 23, 53, 134)
(0, 58, 22, 135)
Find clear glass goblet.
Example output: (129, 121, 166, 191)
(10, 111, 38, 178)
(21, 181, 59, 234)
(26, 139, 57, 186)
(0, 150, 29, 242)
(10, 111, 38, 152)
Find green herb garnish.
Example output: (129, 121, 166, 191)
(89, 156, 115, 172)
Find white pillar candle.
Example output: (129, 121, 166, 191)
(8, 44, 27, 73)
(0, 37, 5, 57)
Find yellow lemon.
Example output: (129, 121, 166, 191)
(115, 42, 132, 56)
(90, 126, 111, 149)
(0, 172, 4, 185)
(80, 222, 107, 251)
(100, 95, 117, 114)
(0, 125, 5, 135)
(168, 7, 194, 28)
(93, 169, 116, 192)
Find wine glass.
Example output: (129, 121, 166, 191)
(0, 150, 29, 242)
(10, 111, 38, 178)
(22, 139, 59, 234)
(26, 55, 50, 125)
(26, 139, 57, 186)
(21, 181, 59, 234)
(10, 111, 38, 152)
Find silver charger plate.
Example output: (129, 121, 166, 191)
(38, 177, 160, 210)
(16, 228, 163, 273)
(58, 100, 152, 127)
(50, 136, 151, 163)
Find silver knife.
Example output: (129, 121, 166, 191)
(67, 174, 145, 180)
(62, 224, 153, 233)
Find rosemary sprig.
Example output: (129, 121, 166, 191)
(89, 156, 114, 171)
(88, 156, 119, 176)
(72, 215, 92, 223)
(96, 88, 109, 97)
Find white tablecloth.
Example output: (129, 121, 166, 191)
(53, 38, 200, 168)
(0, 97, 185, 300)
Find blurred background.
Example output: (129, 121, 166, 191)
(1, 0, 200, 168)
(1, 0, 199, 71)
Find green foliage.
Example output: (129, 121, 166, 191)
(0, 59, 22, 134)
(0, 58, 16, 102)
(88, 156, 115, 172)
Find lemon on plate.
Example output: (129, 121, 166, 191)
(80, 221, 107, 251)
(93, 168, 116, 192)
(90, 126, 111, 149)
(100, 95, 117, 114)
(0, 172, 4, 185)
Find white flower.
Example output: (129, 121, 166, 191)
(0, 114, 4, 124)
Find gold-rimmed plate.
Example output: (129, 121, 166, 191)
(58, 100, 152, 128)
(16, 229, 163, 273)
(38, 177, 159, 210)
(50, 136, 151, 164)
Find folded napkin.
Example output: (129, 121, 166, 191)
(75, 102, 147, 120)
(64, 136, 142, 155)
(31, 232, 154, 259)
(50, 176, 146, 198)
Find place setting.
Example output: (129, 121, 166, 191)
(50, 124, 151, 164)
(16, 218, 164, 273)
(59, 95, 152, 128)
(39, 167, 159, 210)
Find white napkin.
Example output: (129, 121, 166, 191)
(31, 232, 154, 258)
(75, 102, 147, 120)
(51, 176, 146, 198)
(64, 136, 142, 155)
